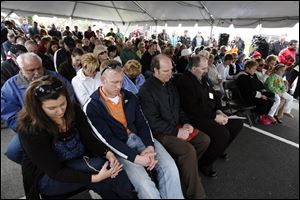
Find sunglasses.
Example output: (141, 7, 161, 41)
(98, 51, 107, 56)
(101, 63, 120, 75)
(34, 81, 64, 97)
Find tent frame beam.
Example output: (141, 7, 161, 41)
(73, 1, 144, 13)
(132, 1, 156, 21)
(111, 1, 125, 25)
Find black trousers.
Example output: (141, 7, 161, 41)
(287, 68, 299, 98)
(193, 118, 243, 169)
(153, 132, 210, 199)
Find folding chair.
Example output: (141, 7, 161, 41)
(222, 80, 256, 126)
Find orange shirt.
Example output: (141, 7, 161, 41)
(99, 88, 131, 135)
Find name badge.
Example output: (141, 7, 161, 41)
(209, 92, 214, 99)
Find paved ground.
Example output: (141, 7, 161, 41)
(1, 100, 299, 199)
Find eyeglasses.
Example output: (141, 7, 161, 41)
(34, 81, 64, 97)
(101, 63, 119, 75)
(98, 51, 107, 56)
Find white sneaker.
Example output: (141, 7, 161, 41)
(88, 190, 102, 199)
(284, 112, 294, 118)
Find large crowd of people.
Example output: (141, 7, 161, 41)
(1, 19, 299, 199)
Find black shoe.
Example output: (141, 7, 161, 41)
(219, 153, 229, 160)
(199, 167, 217, 177)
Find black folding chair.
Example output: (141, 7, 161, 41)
(222, 80, 256, 126)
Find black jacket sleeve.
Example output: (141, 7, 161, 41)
(74, 104, 109, 157)
(19, 129, 91, 184)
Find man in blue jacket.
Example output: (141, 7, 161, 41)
(1, 52, 75, 164)
(83, 60, 184, 199)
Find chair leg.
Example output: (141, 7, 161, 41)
(245, 111, 253, 127)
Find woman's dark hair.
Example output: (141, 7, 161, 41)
(107, 45, 119, 57)
(17, 75, 74, 136)
(63, 48, 84, 66)
(72, 48, 84, 57)
(46, 40, 59, 55)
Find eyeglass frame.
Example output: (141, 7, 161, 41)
(100, 63, 121, 75)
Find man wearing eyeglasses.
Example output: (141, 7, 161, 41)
(83, 60, 184, 199)
(1, 52, 75, 164)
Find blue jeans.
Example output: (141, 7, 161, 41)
(38, 156, 133, 198)
(118, 133, 184, 199)
(5, 134, 23, 164)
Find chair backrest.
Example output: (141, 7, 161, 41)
(222, 80, 256, 110)
(223, 80, 241, 102)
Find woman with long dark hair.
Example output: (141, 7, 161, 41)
(17, 75, 134, 199)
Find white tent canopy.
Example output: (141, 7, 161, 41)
(1, 1, 299, 28)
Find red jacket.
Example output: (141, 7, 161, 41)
(278, 47, 296, 69)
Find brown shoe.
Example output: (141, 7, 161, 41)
(274, 116, 283, 124)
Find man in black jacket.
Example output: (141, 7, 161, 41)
(138, 54, 210, 199)
(176, 54, 243, 177)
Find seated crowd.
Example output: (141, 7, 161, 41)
(1, 20, 299, 199)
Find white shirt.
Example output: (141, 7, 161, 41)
(72, 69, 102, 107)
(196, 37, 203, 47)
(208, 64, 222, 91)
(217, 63, 233, 80)
(113, 56, 122, 66)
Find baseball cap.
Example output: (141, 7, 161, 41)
(252, 51, 262, 58)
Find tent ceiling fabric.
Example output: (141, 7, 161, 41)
(1, 1, 299, 28)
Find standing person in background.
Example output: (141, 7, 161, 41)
(72, 25, 83, 40)
(115, 28, 124, 42)
(192, 31, 205, 51)
(28, 21, 39, 39)
(106, 28, 116, 40)
(170, 31, 178, 48)
(278, 40, 298, 79)
(269, 34, 288, 56)
(48, 24, 62, 40)
(179, 30, 191, 49)
(234, 35, 245, 56)
(84, 26, 96, 40)
(158, 29, 169, 47)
